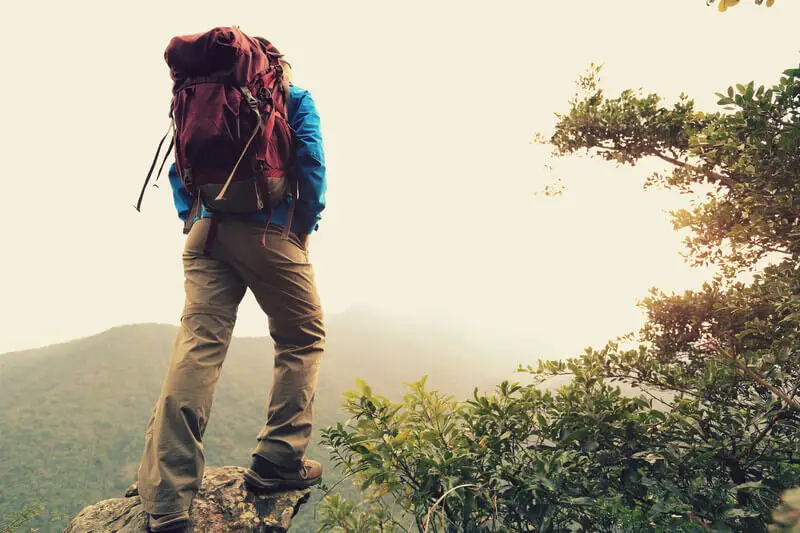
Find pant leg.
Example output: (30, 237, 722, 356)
(217, 221, 325, 468)
(138, 219, 247, 514)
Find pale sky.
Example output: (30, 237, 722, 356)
(1, 0, 799, 359)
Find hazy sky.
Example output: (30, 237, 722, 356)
(1, 0, 799, 359)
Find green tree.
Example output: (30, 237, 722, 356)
(0, 504, 44, 533)
(550, 63, 800, 275)
(321, 64, 800, 532)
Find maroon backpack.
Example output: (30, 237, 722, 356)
(136, 27, 294, 235)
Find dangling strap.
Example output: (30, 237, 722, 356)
(135, 121, 173, 211)
(203, 216, 219, 257)
(281, 177, 298, 241)
(183, 194, 201, 235)
(215, 120, 262, 200)
(152, 126, 176, 188)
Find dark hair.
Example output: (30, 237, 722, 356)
(253, 36, 291, 68)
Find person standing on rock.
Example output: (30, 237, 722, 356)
(134, 28, 326, 532)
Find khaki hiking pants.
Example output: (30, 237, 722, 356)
(137, 218, 325, 515)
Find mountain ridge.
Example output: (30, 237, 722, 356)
(0, 316, 525, 531)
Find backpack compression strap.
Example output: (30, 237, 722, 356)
(214, 87, 263, 201)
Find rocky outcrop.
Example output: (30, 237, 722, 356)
(64, 466, 311, 532)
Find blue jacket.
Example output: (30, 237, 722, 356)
(168, 85, 326, 234)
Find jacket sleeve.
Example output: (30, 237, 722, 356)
(168, 163, 192, 221)
(290, 90, 327, 234)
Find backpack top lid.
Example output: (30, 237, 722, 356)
(164, 26, 277, 89)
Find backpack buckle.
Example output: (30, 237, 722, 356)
(240, 87, 259, 109)
(240, 87, 263, 123)
(258, 86, 272, 104)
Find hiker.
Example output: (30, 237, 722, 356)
(135, 28, 326, 532)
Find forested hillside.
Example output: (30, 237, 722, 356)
(0, 312, 519, 532)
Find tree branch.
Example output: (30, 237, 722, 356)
(544, 370, 703, 399)
(705, 341, 800, 412)
(749, 239, 793, 257)
(687, 512, 713, 532)
(652, 152, 739, 189)
(639, 387, 676, 410)
(743, 415, 780, 466)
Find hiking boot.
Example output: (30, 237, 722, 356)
(124, 482, 139, 497)
(147, 510, 191, 532)
(244, 454, 322, 491)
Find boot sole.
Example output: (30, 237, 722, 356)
(243, 467, 321, 491)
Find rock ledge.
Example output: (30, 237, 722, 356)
(64, 466, 311, 532)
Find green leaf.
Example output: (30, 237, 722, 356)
(733, 481, 765, 491)
(567, 497, 593, 506)
(725, 507, 760, 518)
(355, 378, 372, 397)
